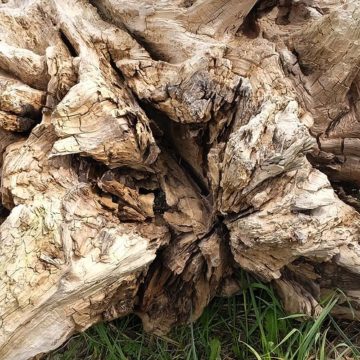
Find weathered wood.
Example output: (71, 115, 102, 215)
(0, 0, 360, 359)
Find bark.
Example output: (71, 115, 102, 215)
(0, 0, 360, 359)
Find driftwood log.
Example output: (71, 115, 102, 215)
(0, 0, 360, 358)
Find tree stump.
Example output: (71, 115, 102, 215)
(0, 0, 360, 358)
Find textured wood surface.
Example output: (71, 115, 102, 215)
(0, 0, 360, 359)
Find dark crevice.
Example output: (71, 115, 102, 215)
(138, 187, 153, 195)
(136, 98, 210, 197)
(108, 51, 125, 82)
(307, 154, 345, 178)
(316, 260, 360, 292)
(347, 80, 359, 106)
(0, 203, 10, 225)
(332, 180, 360, 213)
(153, 188, 170, 215)
(291, 208, 312, 216)
(59, 29, 78, 57)
(89, 0, 129, 33)
(314, 132, 322, 151)
(129, 99, 166, 141)
(291, 49, 314, 76)
(324, 110, 350, 136)
(134, 214, 239, 329)
(281, 258, 321, 300)
(73, 153, 167, 220)
(237, 0, 278, 38)
(182, 0, 196, 7)
(275, 0, 292, 25)
(238, 6, 261, 39)
(309, 142, 360, 213)
(4, 104, 43, 121)
(72, 155, 108, 185)
(174, 150, 209, 197)
(125, 31, 170, 62)
(225, 206, 258, 223)
(217, 80, 249, 144)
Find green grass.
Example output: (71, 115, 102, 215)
(48, 275, 360, 360)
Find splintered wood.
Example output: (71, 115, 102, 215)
(0, 0, 359, 359)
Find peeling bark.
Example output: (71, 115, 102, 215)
(0, 0, 360, 359)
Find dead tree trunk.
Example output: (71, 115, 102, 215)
(0, 0, 360, 358)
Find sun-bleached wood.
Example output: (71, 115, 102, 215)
(0, 0, 360, 359)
